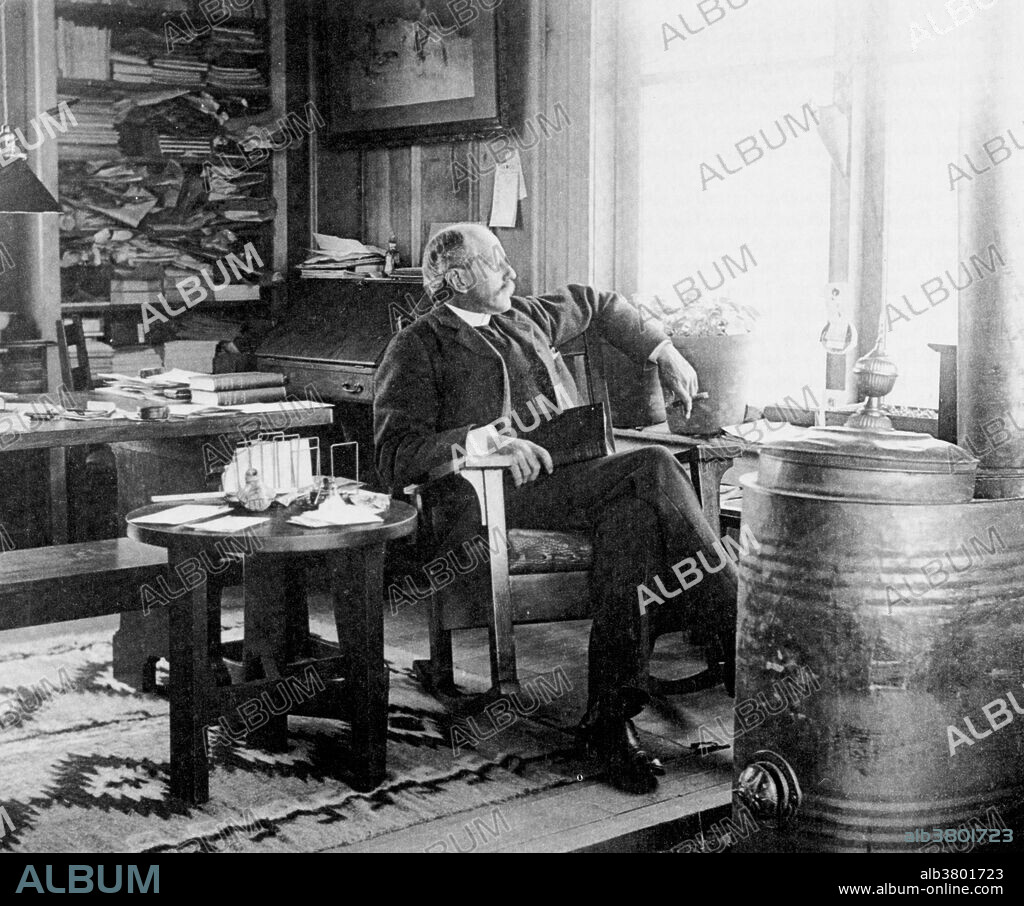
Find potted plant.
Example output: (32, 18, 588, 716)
(656, 294, 760, 435)
(601, 293, 760, 433)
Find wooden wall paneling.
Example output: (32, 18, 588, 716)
(315, 148, 362, 239)
(418, 143, 474, 242)
(386, 146, 412, 259)
(409, 146, 422, 264)
(362, 149, 391, 250)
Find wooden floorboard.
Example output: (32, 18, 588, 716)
(328, 761, 732, 853)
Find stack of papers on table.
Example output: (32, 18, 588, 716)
(290, 500, 383, 529)
(192, 516, 268, 533)
(131, 505, 232, 525)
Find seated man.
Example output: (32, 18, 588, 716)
(374, 223, 737, 794)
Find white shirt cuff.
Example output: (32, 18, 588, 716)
(465, 425, 502, 456)
(649, 339, 672, 363)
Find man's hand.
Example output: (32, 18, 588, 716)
(496, 438, 554, 487)
(654, 344, 708, 419)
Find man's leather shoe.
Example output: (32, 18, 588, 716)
(626, 719, 665, 776)
(577, 697, 659, 794)
(598, 716, 659, 793)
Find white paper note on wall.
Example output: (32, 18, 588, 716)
(489, 150, 522, 228)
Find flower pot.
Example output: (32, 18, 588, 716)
(666, 333, 756, 435)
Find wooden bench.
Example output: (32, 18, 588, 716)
(0, 539, 168, 631)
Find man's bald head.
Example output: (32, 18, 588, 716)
(421, 223, 517, 314)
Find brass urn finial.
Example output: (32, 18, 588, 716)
(845, 311, 898, 431)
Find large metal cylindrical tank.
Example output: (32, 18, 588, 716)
(731, 425, 1024, 852)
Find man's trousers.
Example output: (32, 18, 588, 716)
(433, 446, 738, 715)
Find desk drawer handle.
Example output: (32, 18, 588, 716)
(341, 382, 364, 394)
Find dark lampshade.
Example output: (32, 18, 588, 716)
(0, 157, 61, 213)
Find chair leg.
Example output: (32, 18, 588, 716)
(413, 592, 457, 695)
(647, 604, 724, 697)
(480, 471, 518, 696)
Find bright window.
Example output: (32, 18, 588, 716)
(632, 0, 837, 407)
(881, 0, 963, 408)
(626, 0, 967, 409)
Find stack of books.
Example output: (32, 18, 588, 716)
(187, 371, 287, 407)
(152, 56, 208, 87)
(56, 95, 120, 160)
(207, 65, 266, 92)
(111, 272, 163, 308)
(110, 52, 153, 84)
(158, 136, 214, 157)
(211, 282, 260, 303)
(162, 268, 195, 310)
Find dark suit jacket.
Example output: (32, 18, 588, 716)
(373, 284, 669, 490)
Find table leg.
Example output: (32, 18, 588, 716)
(48, 447, 68, 545)
(112, 439, 212, 685)
(691, 457, 732, 538)
(241, 555, 305, 751)
(331, 544, 388, 792)
(168, 541, 210, 805)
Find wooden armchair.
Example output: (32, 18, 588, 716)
(406, 331, 727, 702)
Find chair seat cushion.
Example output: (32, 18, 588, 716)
(506, 529, 593, 575)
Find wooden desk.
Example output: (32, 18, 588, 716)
(0, 393, 335, 685)
(0, 393, 333, 543)
(613, 424, 756, 535)
(127, 500, 417, 804)
(0, 392, 333, 451)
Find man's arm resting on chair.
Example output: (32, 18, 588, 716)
(518, 285, 704, 416)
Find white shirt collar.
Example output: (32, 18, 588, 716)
(445, 303, 491, 327)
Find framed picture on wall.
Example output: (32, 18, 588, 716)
(318, 0, 525, 148)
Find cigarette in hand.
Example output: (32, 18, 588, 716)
(670, 392, 709, 408)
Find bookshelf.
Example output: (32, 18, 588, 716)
(49, 0, 285, 372)
(54, 0, 266, 32)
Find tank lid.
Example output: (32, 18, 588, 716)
(757, 426, 978, 503)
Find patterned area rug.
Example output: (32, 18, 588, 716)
(0, 619, 577, 853)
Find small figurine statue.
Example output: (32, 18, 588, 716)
(383, 236, 399, 276)
(238, 467, 272, 512)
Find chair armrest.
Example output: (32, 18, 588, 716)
(464, 454, 517, 469)
(404, 454, 517, 532)
(404, 453, 517, 498)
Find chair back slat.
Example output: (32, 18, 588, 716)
(557, 329, 615, 453)
(56, 316, 92, 392)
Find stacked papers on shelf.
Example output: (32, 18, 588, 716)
(298, 234, 385, 280)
